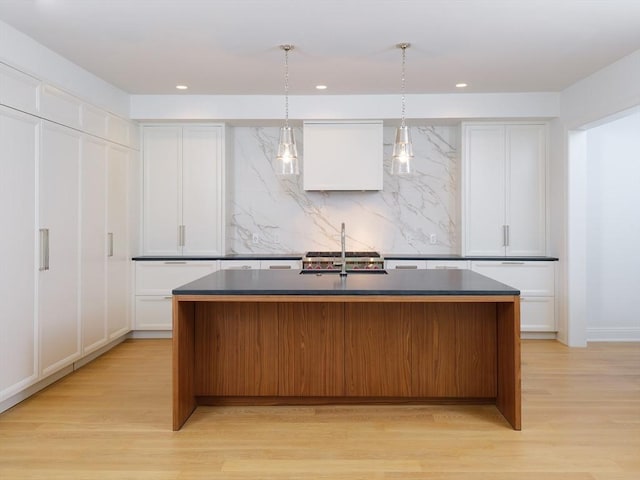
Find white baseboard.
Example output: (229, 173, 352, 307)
(1, 333, 129, 415)
(522, 331, 557, 340)
(587, 326, 640, 342)
(129, 330, 172, 339)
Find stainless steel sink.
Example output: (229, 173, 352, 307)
(300, 270, 387, 275)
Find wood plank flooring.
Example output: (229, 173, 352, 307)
(0, 339, 638, 479)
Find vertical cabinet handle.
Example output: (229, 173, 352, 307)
(178, 225, 186, 247)
(502, 225, 509, 247)
(506, 225, 510, 247)
(39, 228, 50, 271)
(107, 232, 114, 257)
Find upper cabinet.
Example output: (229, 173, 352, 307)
(0, 62, 41, 116)
(462, 123, 547, 257)
(142, 124, 225, 256)
(40, 84, 82, 130)
(303, 121, 383, 191)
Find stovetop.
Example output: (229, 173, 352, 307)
(305, 251, 381, 258)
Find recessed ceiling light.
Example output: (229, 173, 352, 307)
(176, 85, 189, 90)
(455, 83, 468, 88)
(315, 85, 328, 90)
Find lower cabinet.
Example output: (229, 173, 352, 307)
(134, 261, 218, 330)
(471, 260, 556, 332)
(194, 302, 500, 398)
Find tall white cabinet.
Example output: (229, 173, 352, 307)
(142, 125, 224, 255)
(0, 106, 40, 400)
(1, 61, 137, 410)
(80, 136, 108, 354)
(106, 145, 131, 339)
(463, 123, 547, 256)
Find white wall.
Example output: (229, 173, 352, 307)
(0, 19, 129, 116)
(556, 48, 640, 346)
(585, 112, 640, 341)
(130, 92, 559, 122)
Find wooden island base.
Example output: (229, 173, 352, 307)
(173, 295, 521, 431)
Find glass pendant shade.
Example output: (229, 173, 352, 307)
(391, 125, 413, 175)
(276, 125, 299, 175)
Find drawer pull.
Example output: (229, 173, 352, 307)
(164, 261, 187, 265)
(269, 265, 292, 269)
(395, 265, 418, 269)
(163, 296, 173, 300)
(502, 261, 525, 265)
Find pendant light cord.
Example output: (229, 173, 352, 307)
(282, 45, 291, 128)
(400, 43, 407, 128)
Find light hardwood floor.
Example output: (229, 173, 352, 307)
(1, 339, 638, 480)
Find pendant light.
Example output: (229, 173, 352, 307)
(275, 44, 299, 175)
(391, 43, 413, 175)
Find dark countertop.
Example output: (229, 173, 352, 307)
(132, 254, 304, 261)
(385, 254, 559, 261)
(172, 268, 520, 297)
(134, 254, 558, 261)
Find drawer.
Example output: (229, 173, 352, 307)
(135, 261, 217, 295)
(426, 260, 470, 270)
(260, 260, 301, 270)
(521, 297, 556, 332)
(219, 260, 261, 270)
(385, 260, 427, 270)
(471, 261, 555, 296)
(135, 296, 172, 330)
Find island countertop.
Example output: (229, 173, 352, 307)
(172, 268, 520, 297)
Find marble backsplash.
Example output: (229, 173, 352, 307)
(226, 125, 459, 254)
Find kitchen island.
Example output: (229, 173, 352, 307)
(172, 269, 521, 430)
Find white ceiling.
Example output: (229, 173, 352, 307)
(0, 0, 639, 96)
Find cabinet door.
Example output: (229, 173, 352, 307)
(0, 107, 39, 400)
(0, 63, 40, 116)
(107, 146, 130, 339)
(80, 136, 108, 354)
(506, 125, 547, 256)
(143, 126, 181, 255)
(464, 125, 506, 256)
(345, 304, 411, 396)
(39, 121, 81, 376)
(134, 296, 173, 330)
(182, 126, 223, 255)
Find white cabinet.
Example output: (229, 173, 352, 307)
(463, 123, 547, 256)
(106, 145, 131, 339)
(303, 121, 383, 191)
(39, 121, 82, 376)
(471, 260, 556, 332)
(0, 106, 40, 401)
(81, 103, 108, 139)
(40, 84, 82, 130)
(386, 259, 427, 270)
(426, 260, 470, 270)
(80, 136, 108, 355)
(260, 259, 301, 270)
(0, 63, 40, 116)
(134, 261, 217, 330)
(219, 260, 261, 270)
(142, 125, 224, 256)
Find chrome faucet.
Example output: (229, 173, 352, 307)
(340, 222, 347, 276)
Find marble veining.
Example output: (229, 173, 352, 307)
(226, 125, 459, 254)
